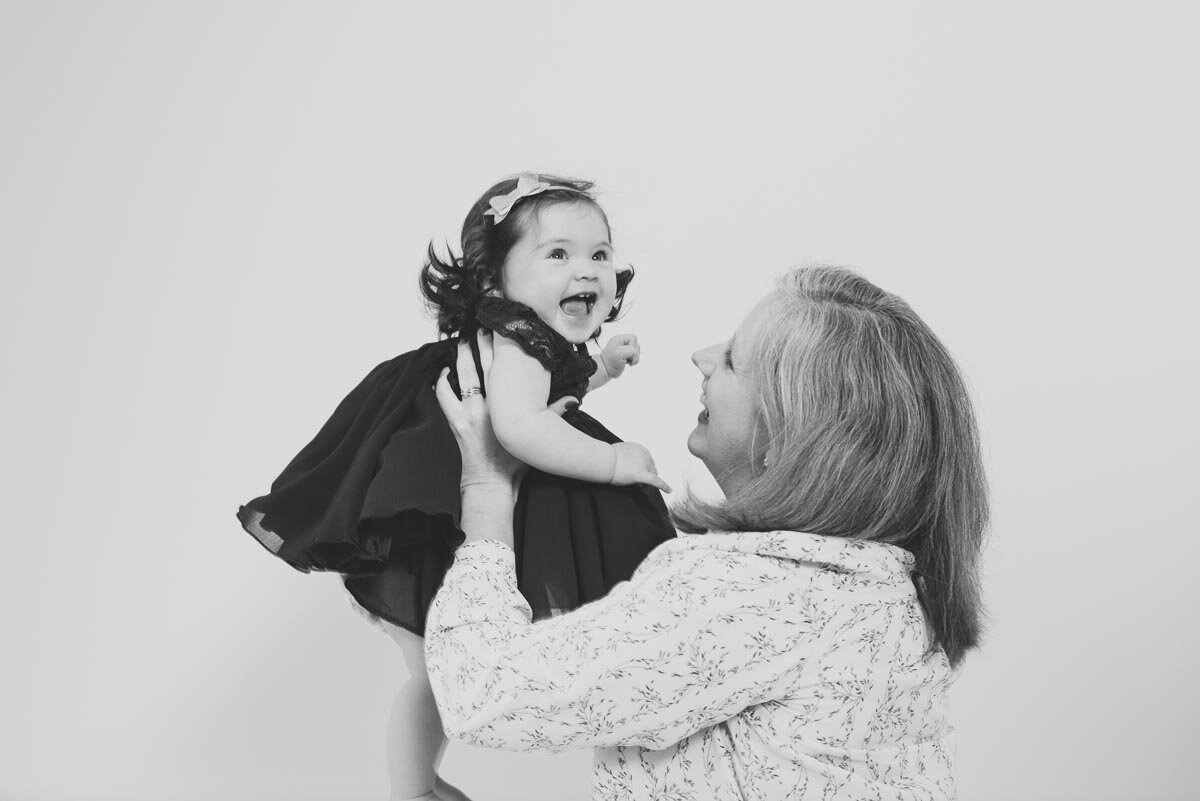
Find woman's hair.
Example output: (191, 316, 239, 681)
(419, 173, 634, 337)
(673, 266, 989, 667)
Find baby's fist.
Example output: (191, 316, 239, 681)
(601, 334, 641, 379)
(610, 442, 671, 493)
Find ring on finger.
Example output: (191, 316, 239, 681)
(461, 386, 483, 398)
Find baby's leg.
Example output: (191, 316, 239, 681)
(383, 622, 471, 801)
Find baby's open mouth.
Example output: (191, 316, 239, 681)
(560, 292, 597, 318)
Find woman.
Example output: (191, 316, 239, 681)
(424, 266, 988, 800)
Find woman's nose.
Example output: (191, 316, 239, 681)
(692, 344, 718, 375)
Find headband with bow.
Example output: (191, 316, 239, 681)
(483, 173, 561, 224)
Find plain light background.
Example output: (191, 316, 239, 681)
(2, 2, 1197, 800)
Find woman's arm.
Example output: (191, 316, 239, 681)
(426, 336, 814, 752)
(425, 539, 820, 753)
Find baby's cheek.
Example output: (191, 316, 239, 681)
(604, 280, 620, 308)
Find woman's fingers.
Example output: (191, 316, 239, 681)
(456, 338, 483, 400)
(433, 367, 463, 424)
(476, 329, 494, 378)
(546, 396, 580, 417)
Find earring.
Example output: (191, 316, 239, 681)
(762, 453, 771, 468)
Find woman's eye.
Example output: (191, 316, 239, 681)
(548, 248, 567, 259)
(724, 348, 734, 369)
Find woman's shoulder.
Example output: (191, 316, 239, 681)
(644, 530, 915, 587)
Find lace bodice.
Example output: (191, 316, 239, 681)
(473, 296, 598, 404)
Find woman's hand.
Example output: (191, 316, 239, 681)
(436, 331, 576, 548)
(434, 330, 577, 495)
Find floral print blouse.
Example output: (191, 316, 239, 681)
(425, 531, 959, 800)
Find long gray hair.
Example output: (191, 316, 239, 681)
(673, 266, 988, 666)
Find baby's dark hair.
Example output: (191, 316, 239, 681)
(419, 173, 635, 337)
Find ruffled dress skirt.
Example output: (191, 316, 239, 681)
(237, 338, 675, 636)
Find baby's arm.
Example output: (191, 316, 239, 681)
(487, 334, 664, 489)
(587, 334, 641, 393)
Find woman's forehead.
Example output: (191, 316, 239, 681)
(736, 295, 778, 343)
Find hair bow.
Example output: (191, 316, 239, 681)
(484, 173, 553, 224)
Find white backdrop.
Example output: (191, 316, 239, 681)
(2, 3, 1197, 800)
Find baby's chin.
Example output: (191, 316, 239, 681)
(552, 322, 598, 344)
(550, 308, 613, 344)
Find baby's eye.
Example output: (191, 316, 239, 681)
(548, 248, 567, 260)
(592, 250, 611, 261)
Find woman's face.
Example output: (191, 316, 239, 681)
(688, 305, 762, 495)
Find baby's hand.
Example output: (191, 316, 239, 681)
(600, 334, 640, 379)
(611, 442, 671, 493)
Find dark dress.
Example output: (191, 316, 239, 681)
(237, 296, 675, 636)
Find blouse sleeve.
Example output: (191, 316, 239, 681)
(424, 539, 823, 753)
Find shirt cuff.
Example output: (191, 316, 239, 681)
(454, 539, 515, 563)
(427, 539, 529, 634)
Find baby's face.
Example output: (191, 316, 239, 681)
(499, 202, 617, 343)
